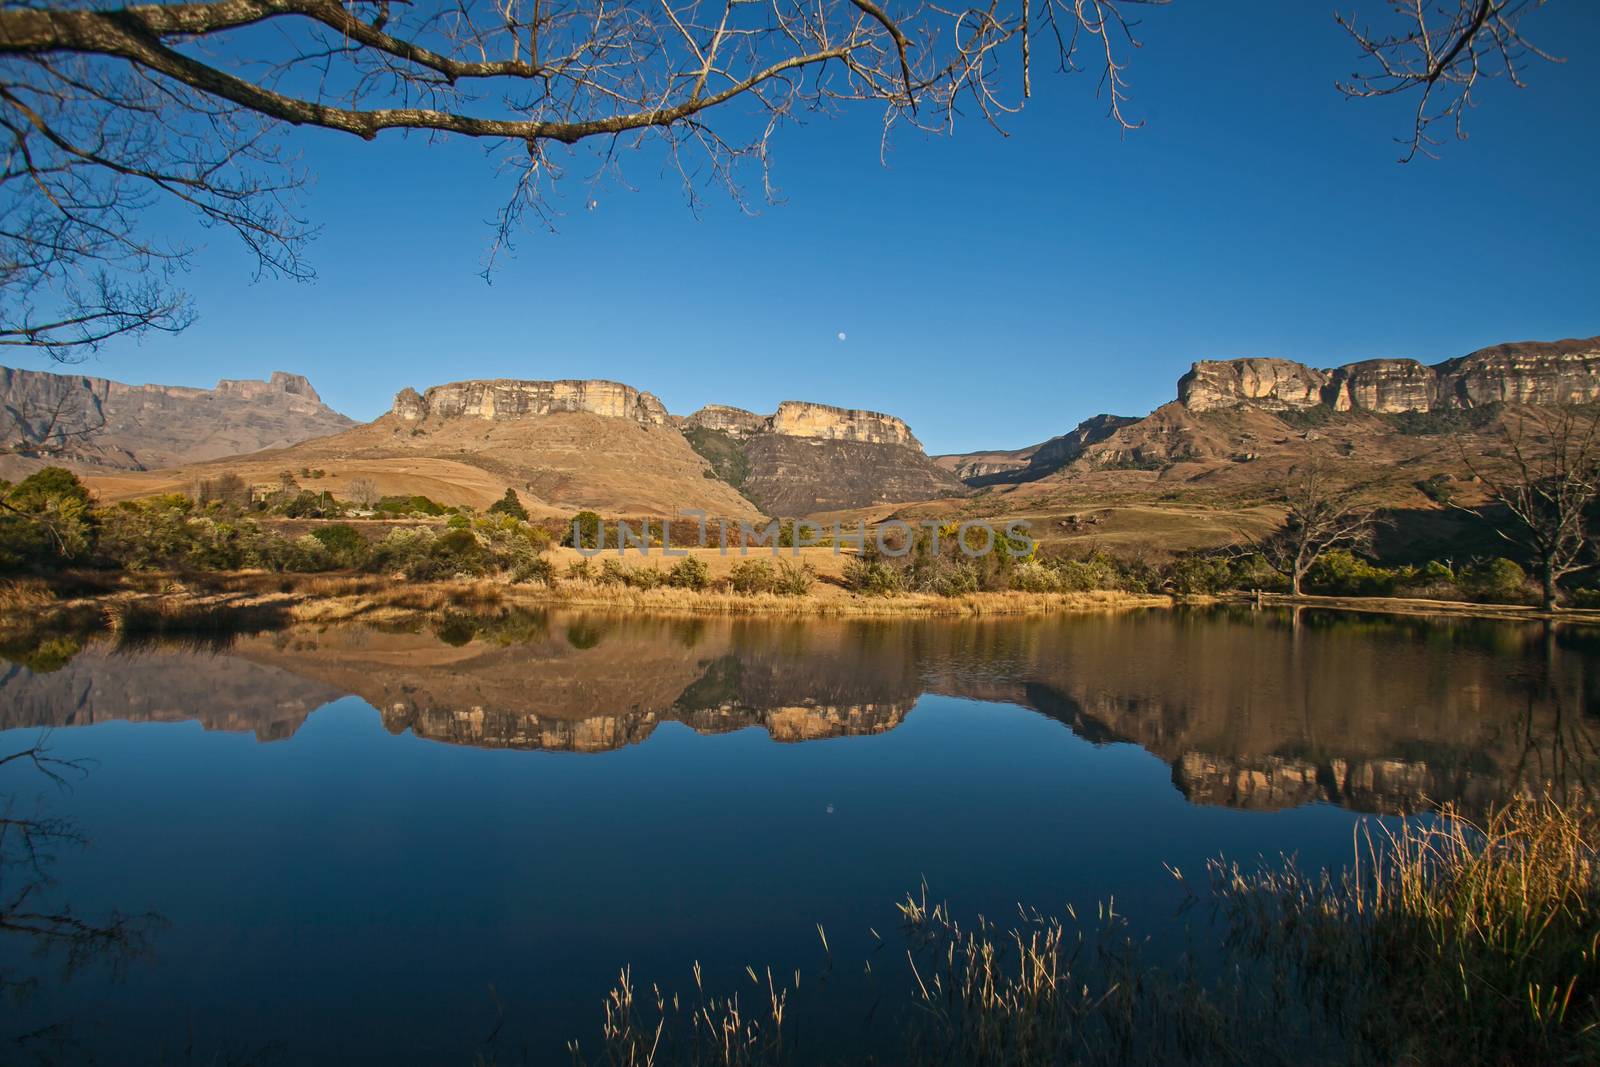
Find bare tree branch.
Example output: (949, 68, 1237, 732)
(0, 0, 1172, 358)
(1337, 0, 1561, 162)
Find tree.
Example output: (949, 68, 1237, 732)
(346, 477, 380, 509)
(1460, 405, 1600, 611)
(0, 465, 95, 567)
(488, 487, 529, 521)
(568, 510, 603, 550)
(0, 1, 1560, 359)
(1248, 456, 1377, 597)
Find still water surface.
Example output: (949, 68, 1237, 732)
(1, 607, 1597, 1064)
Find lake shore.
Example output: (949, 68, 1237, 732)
(9, 565, 1600, 642)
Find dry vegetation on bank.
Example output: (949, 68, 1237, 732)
(566, 799, 1600, 1067)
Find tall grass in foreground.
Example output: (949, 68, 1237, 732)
(1216, 796, 1600, 1066)
(567, 800, 1600, 1067)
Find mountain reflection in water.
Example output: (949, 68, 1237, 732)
(2, 607, 1597, 816)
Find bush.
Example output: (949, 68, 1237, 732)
(368, 527, 490, 580)
(488, 488, 529, 521)
(275, 533, 336, 573)
(667, 557, 710, 591)
(1165, 554, 1234, 596)
(729, 559, 776, 594)
(774, 561, 815, 596)
(509, 556, 554, 585)
(375, 494, 445, 517)
(309, 523, 368, 567)
(0, 467, 95, 570)
(1458, 557, 1530, 604)
(1305, 550, 1400, 597)
(843, 557, 903, 595)
(566, 510, 603, 549)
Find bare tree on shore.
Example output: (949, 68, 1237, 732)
(1459, 405, 1600, 611)
(1249, 456, 1378, 597)
(346, 477, 380, 509)
(0, 1, 1564, 360)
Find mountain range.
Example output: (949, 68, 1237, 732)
(5, 334, 1597, 547)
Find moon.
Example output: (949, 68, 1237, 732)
(836, 331, 847, 342)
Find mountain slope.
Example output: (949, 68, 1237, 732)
(680, 400, 966, 514)
(0, 366, 355, 477)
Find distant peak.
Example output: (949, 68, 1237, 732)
(213, 371, 325, 405)
(268, 371, 319, 402)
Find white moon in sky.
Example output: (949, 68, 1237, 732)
(837, 331, 847, 341)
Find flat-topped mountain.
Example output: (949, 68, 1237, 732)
(392, 378, 670, 425)
(1178, 336, 1600, 414)
(936, 335, 1600, 497)
(679, 399, 963, 515)
(683, 400, 922, 448)
(92, 376, 960, 518)
(0, 365, 355, 476)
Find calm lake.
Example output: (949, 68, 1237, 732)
(2, 606, 1597, 1064)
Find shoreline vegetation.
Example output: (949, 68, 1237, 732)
(562, 798, 1600, 1067)
(6, 468, 1600, 648)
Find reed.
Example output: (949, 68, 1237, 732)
(1214, 796, 1600, 1066)
(570, 800, 1600, 1066)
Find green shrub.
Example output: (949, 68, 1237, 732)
(375, 494, 445, 517)
(667, 557, 710, 591)
(597, 559, 628, 585)
(368, 527, 488, 580)
(0, 467, 95, 570)
(1458, 557, 1530, 604)
(309, 523, 368, 567)
(446, 513, 470, 530)
(509, 556, 554, 585)
(843, 557, 903, 595)
(729, 559, 776, 594)
(566, 510, 603, 549)
(774, 561, 815, 596)
(276, 533, 336, 573)
(1305, 550, 1399, 597)
(488, 488, 529, 521)
(1166, 554, 1234, 596)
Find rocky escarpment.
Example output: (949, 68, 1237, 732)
(680, 399, 963, 514)
(1179, 336, 1600, 414)
(682, 399, 921, 448)
(0, 365, 354, 472)
(391, 378, 669, 426)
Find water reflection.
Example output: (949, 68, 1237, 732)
(2, 607, 1598, 815)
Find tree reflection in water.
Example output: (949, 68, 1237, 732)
(1, 733, 162, 1053)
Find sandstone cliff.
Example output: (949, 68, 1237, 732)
(682, 399, 921, 448)
(1178, 336, 1600, 414)
(680, 399, 963, 514)
(0, 365, 354, 474)
(391, 378, 669, 426)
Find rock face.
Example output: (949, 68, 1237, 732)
(681, 398, 962, 514)
(1178, 336, 1600, 414)
(391, 378, 669, 426)
(683, 399, 921, 448)
(0, 365, 355, 472)
(769, 401, 919, 447)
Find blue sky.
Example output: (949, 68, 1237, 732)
(18, 2, 1600, 455)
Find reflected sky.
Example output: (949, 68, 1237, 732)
(2, 607, 1598, 1063)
